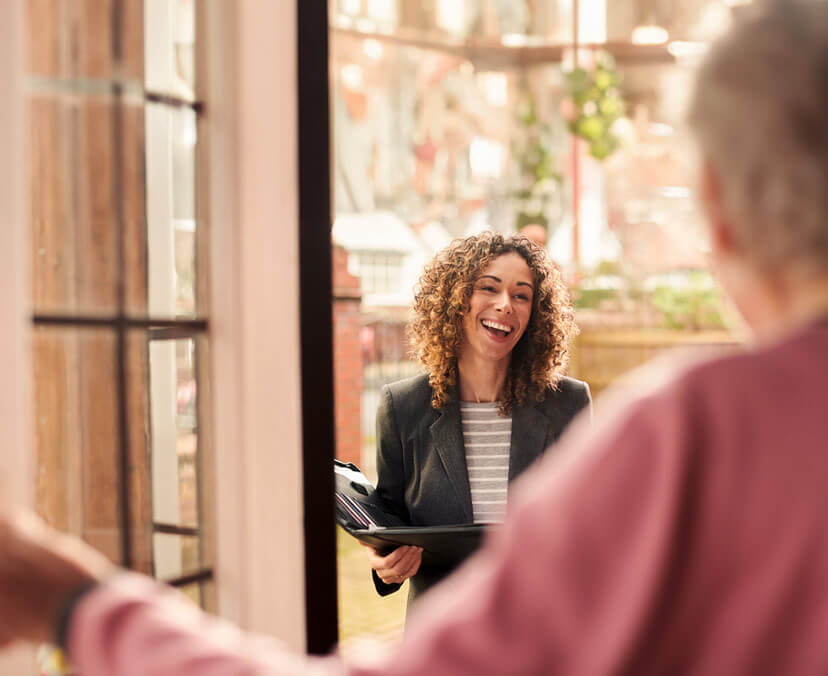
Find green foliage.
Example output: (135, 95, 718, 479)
(565, 52, 625, 161)
(573, 265, 729, 331)
(650, 273, 727, 330)
(573, 287, 622, 309)
(511, 96, 562, 232)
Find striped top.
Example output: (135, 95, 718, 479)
(460, 402, 511, 523)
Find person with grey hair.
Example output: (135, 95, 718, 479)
(3, 1, 828, 673)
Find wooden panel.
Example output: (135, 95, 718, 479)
(79, 332, 120, 529)
(70, 0, 115, 78)
(26, 0, 145, 81)
(29, 95, 122, 314)
(127, 331, 153, 574)
(122, 100, 149, 314)
(29, 96, 76, 311)
(120, 0, 145, 81)
(24, 0, 62, 77)
(31, 328, 153, 573)
(32, 329, 80, 532)
(32, 330, 120, 555)
(75, 97, 119, 310)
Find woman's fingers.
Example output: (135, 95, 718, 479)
(367, 545, 403, 570)
(381, 546, 409, 569)
(374, 548, 411, 582)
(401, 547, 423, 580)
(374, 546, 423, 584)
(365, 544, 425, 583)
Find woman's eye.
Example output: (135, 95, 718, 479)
(514, 294, 529, 301)
(479, 285, 496, 292)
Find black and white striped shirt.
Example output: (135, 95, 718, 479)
(460, 402, 511, 523)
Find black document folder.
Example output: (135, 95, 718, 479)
(334, 459, 486, 569)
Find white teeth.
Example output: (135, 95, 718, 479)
(481, 319, 513, 333)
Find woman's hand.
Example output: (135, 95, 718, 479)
(364, 544, 422, 585)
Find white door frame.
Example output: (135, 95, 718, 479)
(203, 0, 307, 650)
(0, 0, 36, 672)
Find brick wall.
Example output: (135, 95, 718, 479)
(333, 246, 364, 465)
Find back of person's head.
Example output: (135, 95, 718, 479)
(689, 0, 828, 280)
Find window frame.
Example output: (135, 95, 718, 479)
(0, 0, 33, 671)
(0, 2, 337, 667)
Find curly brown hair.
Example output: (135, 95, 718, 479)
(410, 231, 578, 413)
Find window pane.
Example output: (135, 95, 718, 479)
(152, 533, 209, 580)
(200, 579, 216, 614)
(144, 0, 196, 100)
(25, 0, 135, 80)
(148, 336, 201, 529)
(145, 103, 198, 317)
(178, 580, 216, 612)
(30, 96, 130, 316)
(32, 328, 153, 573)
(179, 581, 202, 606)
(28, 0, 149, 317)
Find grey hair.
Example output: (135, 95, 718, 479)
(688, 0, 828, 279)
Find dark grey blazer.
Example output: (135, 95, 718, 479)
(372, 372, 591, 604)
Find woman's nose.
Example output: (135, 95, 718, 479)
(495, 292, 513, 313)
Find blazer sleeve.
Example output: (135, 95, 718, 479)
(371, 385, 409, 597)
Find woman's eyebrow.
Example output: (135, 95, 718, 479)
(478, 275, 533, 289)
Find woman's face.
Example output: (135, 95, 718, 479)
(460, 252, 534, 365)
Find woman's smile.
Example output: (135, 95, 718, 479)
(480, 318, 516, 341)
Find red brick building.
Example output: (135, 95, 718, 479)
(332, 245, 363, 465)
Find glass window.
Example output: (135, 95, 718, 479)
(27, 0, 212, 616)
(352, 251, 404, 295)
(145, 103, 199, 317)
(144, 0, 196, 100)
(31, 328, 136, 563)
(148, 336, 202, 529)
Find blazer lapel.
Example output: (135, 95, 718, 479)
(429, 399, 474, 523)
(509, 403, 551, 482)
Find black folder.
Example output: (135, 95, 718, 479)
(334, 459, 486, 568)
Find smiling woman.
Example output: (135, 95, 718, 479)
(365, 231, 592, 607)
(412, 232, 580, 414)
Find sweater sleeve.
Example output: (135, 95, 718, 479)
(69, 574, 343, 676)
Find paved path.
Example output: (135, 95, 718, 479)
(337, 529, 406, 656)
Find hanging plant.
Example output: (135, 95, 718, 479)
(510, 95, 563, 233)
(563, 52, 625, 160)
